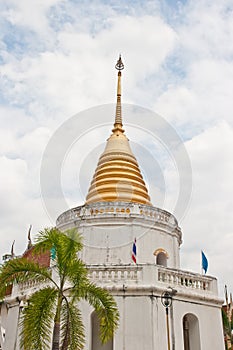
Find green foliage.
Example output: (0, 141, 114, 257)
(0, 258, 53, 299)
(222, 309, 229, 332)
(222, 308, 233, 349)
(75, 282, 119, 343)
(60, 300, 85, 350)
(20, 287, 57, 350)
(0, 227, 119, 350)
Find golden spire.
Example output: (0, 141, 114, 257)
(85, 56, 151, 206)
(113, 55, 124, 133)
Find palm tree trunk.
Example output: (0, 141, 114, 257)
(52, 322, 60, 350)
(52, 295, 62, 350)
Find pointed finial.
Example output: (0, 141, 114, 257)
(113, 55, 124, 133)
(115, 54, 124, 71)
(27, 224, 32, 249)
(11, 240, 15, 258)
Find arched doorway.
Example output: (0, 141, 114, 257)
(183, 313, 201, 350)
(91, 312, 113, 350)
(154, 248, 168, 267)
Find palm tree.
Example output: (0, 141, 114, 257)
(222, 308, 233, 350)
(0, 228, 119, 350)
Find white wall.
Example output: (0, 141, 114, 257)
(57, 203, 182, 269)
(173, 299, 225, 350)
(80, 292, 224, 350)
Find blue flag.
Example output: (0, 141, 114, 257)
(201, 251, 208, 274)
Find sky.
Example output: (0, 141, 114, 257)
(0, 0, 233, 297)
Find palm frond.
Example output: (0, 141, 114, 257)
(35, 228, 82, 254)
(59, 229, 83, 267)
(55, 229, 83, 282)
(0, 227, 119, 348)
(34, 228, 83, 281)
(0, 258, 54, 298)
(20, 287, 57, 350)
(65, 259, 88, 287)
(74, 283, 119, 344)
(33, 227, 60, 254)
(60, 299, 85, 350)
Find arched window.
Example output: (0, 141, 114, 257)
(91, 311, 113, 350)
(154, 248, 168, 267)
(183, 313, 201, 350)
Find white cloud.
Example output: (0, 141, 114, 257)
(2, 0, 61, 35)
(0, 154, 52, 258)
(179, 1, 233, 61)
(153, 0, 233, 136)
(154, 58, 233, 134)
(0, 14, 177, 119)
(180, 121, 233, 292)
(0, 0, 233, 297)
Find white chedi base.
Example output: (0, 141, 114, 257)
(55, 201, 225, 350)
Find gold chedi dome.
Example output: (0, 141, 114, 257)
(85, 56, 151, 205)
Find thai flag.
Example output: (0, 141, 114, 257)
(132, 238, 137, 264)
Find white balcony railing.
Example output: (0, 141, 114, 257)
(86, 264, 217, 294)
(56, 203, 178, 228)
(87, 265, 142, 283)
(157, 266, 216, 292)
(13, 264, 217, 297)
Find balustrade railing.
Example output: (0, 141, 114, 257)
(56, 203, 177, 227)
(158, 267, 214, 292)
(87, 265, 142, 283)
(14, 264, 216, 295)
(17, 279, 50, 292)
